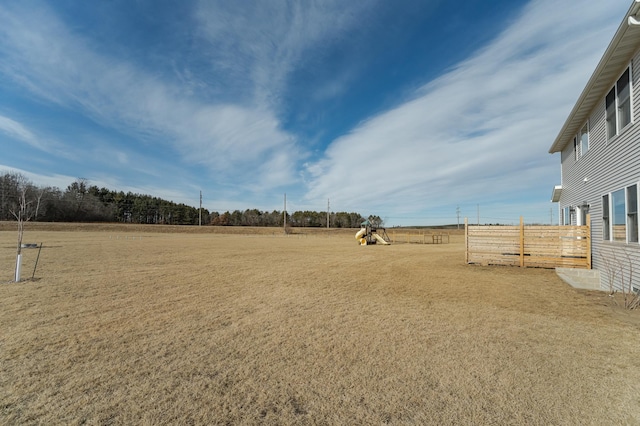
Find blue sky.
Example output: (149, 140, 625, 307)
(0, 0, 631, 226)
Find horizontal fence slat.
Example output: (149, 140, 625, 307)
(465, 220, 590, 269)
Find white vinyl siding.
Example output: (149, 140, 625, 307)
(558, 55, 640, 291)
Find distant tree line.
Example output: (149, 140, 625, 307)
(0, 173, 377, 227)
(211, 209, 370, 228)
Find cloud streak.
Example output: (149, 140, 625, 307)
(303, 0, 625, 222)
(0, 115, 40, 148)
(0, 2, 299, 191)
(193, 0, 376, 110)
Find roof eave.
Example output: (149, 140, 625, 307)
(549, 0, 640, 154)
(551, 185, 562, 202)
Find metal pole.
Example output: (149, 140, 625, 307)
(199, 191, 202, 226)
(283, 193, 286, 233)
(32, 243, 43, 280)
(327, 198, 330, 229)
(14, 254, 22, 282)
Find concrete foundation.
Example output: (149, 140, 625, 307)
(555, 268, 602, 291)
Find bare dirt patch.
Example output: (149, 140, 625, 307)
(1, 224, 639, 424)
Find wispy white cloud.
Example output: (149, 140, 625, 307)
(304, 0, 627, 221)
(0, 115, 40, 148)
(0, 114, 73, 158)
(0, 2, 299, 191)
(0, 164, 199, 206)
(0, 165, 77, 191)
(193, 0, 376, 109)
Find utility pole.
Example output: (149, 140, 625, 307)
(199, 190, 202, 226)
(456, 205, 460, 229)
(477, 204, 480, 226)
(283, 193, 287, 233)
(327, 198, 330, 229)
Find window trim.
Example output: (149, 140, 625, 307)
(606, 66, 633, 141)
(574, 121, 589, 160)
(606, 87, 617, 139)
(612, 188, 626, 242)
(579, 122, 589, 157)
(603, 195, 610, 241)
(603, 183, 640, 244)
(628, 184, 638, 243)
(563, 206, 571, 226)
(617, 68, 631, 132)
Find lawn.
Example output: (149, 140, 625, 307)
(1, 223, 639, 424)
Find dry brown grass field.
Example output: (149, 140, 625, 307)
(1, 222, 639, 425)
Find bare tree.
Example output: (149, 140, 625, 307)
(0, 172, 20, 220)
(368, 215, 383, 228)
(34, 187, 46, 220)
(9, 175, 40, 282)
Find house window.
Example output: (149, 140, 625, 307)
(606, 88, 616, 139)
(563, 206, 571, 225)
(606, 67, 632, 140)
(579, 122, 589, 156)
(604, 186, 640, 243)
(578, 204, 589, 226)
(618, 68, 631, 130)
(628, 184, 638, 243)
(612, 188, 626, 242)
(603, 195, 610, 240)
(573, 137, 578, 161)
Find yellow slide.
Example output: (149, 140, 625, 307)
(372, 233, 390, 245)
(355, 228, 390, 245)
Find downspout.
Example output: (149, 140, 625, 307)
(558, 162, 563, 225)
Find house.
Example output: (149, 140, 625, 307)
(549, 0, 640, 291)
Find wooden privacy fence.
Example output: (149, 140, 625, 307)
(465, 216, 591, 269)
(390, 230, 450, 244)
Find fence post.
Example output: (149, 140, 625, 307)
(465, 217, 469, 264)
(586, 213, 591, 269)
(520, 216, 525, 267)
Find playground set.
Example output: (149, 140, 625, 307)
(355, 220, 391, 245)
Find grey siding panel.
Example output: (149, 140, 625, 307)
(559, 51, 640, 291)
